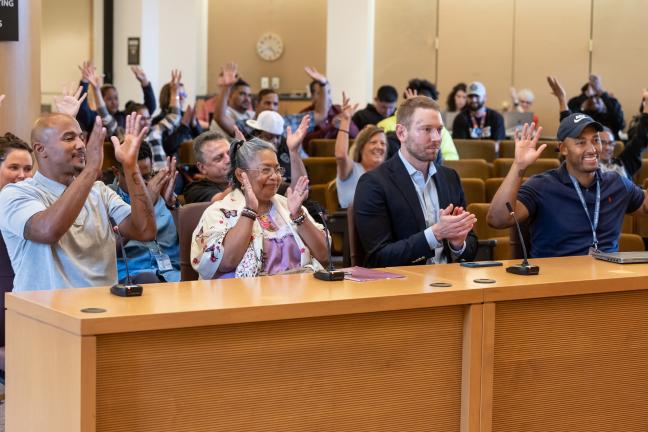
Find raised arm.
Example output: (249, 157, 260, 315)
(285, 114, 311, 189)
(52, 83, 87, 117)
(617, 89, 648, 176)
(334, 92, 357, 180)
(487, 123, 546, 229)
(112, 113, 157, 241)
(287, 176, 328, 264)
(84, 64, 120, 137)
(547, 76, 569, 114)
(131, 66, 157, 114)
(76, 61, 98, 132)
(24, 117, 106, 244)
(304, 66, 330, 125)
(213, 62, 239, 136)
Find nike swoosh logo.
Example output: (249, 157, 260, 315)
(574, 115, 588, 123)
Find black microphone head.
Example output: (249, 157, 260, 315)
(505, 202, 514, 213)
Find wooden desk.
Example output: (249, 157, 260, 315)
(6, 256, 648, 432)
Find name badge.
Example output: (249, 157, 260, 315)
(154, 253, 174, 272)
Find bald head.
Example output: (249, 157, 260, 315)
(31, 113, 78, 147)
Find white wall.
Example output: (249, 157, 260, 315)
(326, 0, 374, 106)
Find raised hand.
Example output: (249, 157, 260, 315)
(111, 113, 148, 168)
(286, 176, 310, 217)
(240, 171, 259, 211)
(85, 116, 107, 174)
(589, 74, 603, 96)
(304, 66, 327, 84)
(339, 91, 359, 122)
(131, 66, 150, 87)
(641, 88, 648, 114)
(232, 124, 245, 141)
(170, 69, 182, 90)
(161, 156, 178, 206)
(181, 104, 194, 127)
(147, 168, 170, 202)
(53, 83, 87, 117)
(432, 204, 477, 249)
(286, 114, 311, 153)
(79, 62, 103, 89)
(546, 76, 566, 101)
(0, 94, 5, 109)
(514, 123, 546, 172)
(404, 88, 418, 99)
(218, 62, 239, 87)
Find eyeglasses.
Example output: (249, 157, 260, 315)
(600, 140, 614, 147)
(246, 166, 285, 177)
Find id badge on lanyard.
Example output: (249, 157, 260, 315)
(569, 175, 600, 253)
(151, 241, 173, 272)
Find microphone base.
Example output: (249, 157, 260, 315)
(111, 283, 143, 297)
(314, 270, 345, 282)
(506, 264, 540, 276)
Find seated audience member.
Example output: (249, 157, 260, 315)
(510, 87, 539, 125)
(354, 96, 478, 268)
(548, 76, 648, 178)
(183, 131, 232, 204)
(0, 114, 156, 291)
(110, 145, 180, 282)
(76, 62, 156, 135)
(335, 93, 386, 208)
(446, 82, 467, 113)
(0, 133, 33, 190)
(487, 116, 648, 258)
(152, 81, 203, 157)
(452, 81, 505, 141)
(191, 138, 328, 279)
(352, 85, 398, 130)
(567, 74, 625, 139)
(245, 110, 310, 186)
(378, 79, 459, 161)
(300, 79, 359, 149)
(92, 68, 182, 170)
(213, 62, 328, 140)
(0, 131, 33, 290)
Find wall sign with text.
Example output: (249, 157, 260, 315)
(127, 37, 140, 65)
(0, 0, 18, 41)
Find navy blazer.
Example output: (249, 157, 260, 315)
(354, 154, 478, 268)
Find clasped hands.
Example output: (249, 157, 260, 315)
(431, 204, 476, 250)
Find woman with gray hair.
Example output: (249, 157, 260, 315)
(191, 138, 329, 279)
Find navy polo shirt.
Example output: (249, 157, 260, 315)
(517, 163, 645, 258)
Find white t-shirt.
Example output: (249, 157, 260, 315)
(0, 172, 131, 291)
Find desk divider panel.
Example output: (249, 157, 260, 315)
(96, 306, 466, 432)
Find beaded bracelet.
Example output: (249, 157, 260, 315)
(291, 210, 307, 226)
(338, 129, 349, 134)
(241, 207, 258, 220)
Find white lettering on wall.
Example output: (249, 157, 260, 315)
(0, 0, 15, 7)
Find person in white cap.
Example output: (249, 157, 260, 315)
(451, 81, 505, 141)
(245, 110, 310, 188)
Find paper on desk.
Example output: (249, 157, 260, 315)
(339, 266, 406, 282)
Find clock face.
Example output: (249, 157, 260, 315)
(256, 33, 284, 62)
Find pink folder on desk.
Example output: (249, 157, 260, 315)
(340, 266, 406, 282)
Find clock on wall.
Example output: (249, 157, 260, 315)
(256, 32, 284, 62)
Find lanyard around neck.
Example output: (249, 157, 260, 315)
(569, 175, 600, 251)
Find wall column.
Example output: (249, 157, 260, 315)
(0, 0, 42, 141)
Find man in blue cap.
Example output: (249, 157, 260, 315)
(487, 115, 648, 258)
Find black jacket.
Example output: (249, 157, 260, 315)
(567, 92, 626, 139)
(354, 154, 478, 268)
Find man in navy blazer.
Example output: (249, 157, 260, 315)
(354, 96, 478, 268)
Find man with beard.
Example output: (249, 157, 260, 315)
(451, 81, 505, 141)
(568, 75, 625, 140)
(354, 96, 478, 268)
(0, 114, 156, 291)
(487, 114, 648, 258)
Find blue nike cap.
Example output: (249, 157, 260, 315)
(557, 113, 603, 141)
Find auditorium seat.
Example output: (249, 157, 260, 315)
(176, 202, 211, 281)
(619, 233, 645, 252)
(308, 139, 349, 157)
(613, 141, 624, 157)
(445, 159, 492, 180)
(633, 159, 648, 185)
(461, 178, 486, 204)
(347, 202, 365, 267)
(493, 158, 560, 177)
(304, 157, 337, 184)
(485, 177, 504, 202)
(466, 203, 510, 260)
(453, 139, 498, 162)
(178, 140, 196, 164)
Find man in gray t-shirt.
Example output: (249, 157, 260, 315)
(0, 113, 157, 291)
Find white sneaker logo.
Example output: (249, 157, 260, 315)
(573, 114, 588, 123)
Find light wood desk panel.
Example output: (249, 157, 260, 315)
(7, 257, 648, 432)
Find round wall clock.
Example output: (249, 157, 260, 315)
(256, 32, 284, 62)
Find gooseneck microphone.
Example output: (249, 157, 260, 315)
(313, 205, 345, 282)
(110, 219, 143, 296)
(505, 202, 539, 276)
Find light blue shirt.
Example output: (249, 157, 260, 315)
(397, 151, 466, 263)
(336, 161, 366, 209)
(0, 172, 131, 291)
